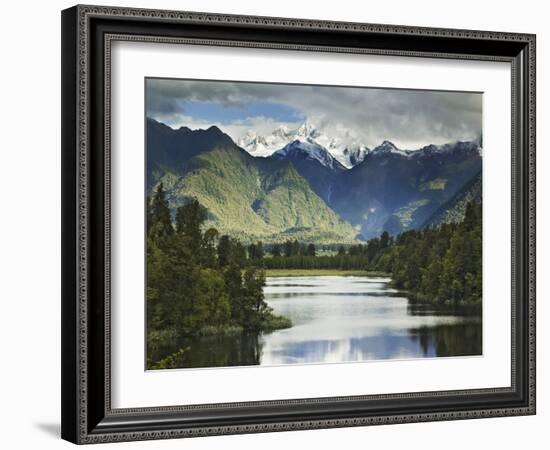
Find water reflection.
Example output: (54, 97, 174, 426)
(148, 332, 263, 369)
(409, 323, 482, 357)
(150, 276, 482, 369)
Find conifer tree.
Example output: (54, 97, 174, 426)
(271, 243, 281, 257)
(149, 183, 173, 239)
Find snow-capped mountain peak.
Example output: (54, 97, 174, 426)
(343, 146, 369, 166)
(272, 139, 344, 170)
(296, 122, 319, 139)
(374, 140, 398, 152)
(368, 140, 482, 160)
(415, 141, 481, 157)
(381, 140, 397, 149)
(236, 121, 369, 167)
(371, 140, 412, 157)
(236, 120, 482, 168)
(272, 125, 291, 139)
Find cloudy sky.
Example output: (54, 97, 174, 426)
(146, 78, 482, 150)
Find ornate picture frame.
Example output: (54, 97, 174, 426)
(61, 4, 536, 444)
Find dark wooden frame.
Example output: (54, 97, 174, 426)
(61, 4, 536, 444)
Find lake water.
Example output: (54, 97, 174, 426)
(151, 275, 482, 369)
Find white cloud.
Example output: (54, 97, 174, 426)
(156, 112, 302, 144)
(147, 79, 482, 149)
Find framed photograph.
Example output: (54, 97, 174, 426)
(61, 4, 536, 444)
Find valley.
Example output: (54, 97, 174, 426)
(147, 117, 482, 242)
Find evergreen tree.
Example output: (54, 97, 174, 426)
(271, 243, 281, 257)
(380, 231, 390, 250)
(202, 228, 219, 268)
(146, 195, 292, 369)
(292, 240, 300, 256)
(248, 243, 257, 260)
(149, 183, 173, 239)
(188, 268, 231, 329)
(255, 241, 265, 260)
(366, 238, 379, 262)
(224, 264, 244, 322)
(176, 199, 207, 242)
(173, 199, 208, 266)
(146, 194, 153, 232)
(233, 241, 247, 266)
(242, 267, 269, 329)
(283, 240, 293, 257)
(217, 235, 232, 267)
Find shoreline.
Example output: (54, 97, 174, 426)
(264, 268, 390, 277)
(263, 269, 481, 316)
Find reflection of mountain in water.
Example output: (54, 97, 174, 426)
(150, 276, 481, 369)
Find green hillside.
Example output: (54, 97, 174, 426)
(155, 144, 359, 244)
(146, 118, 482, 244)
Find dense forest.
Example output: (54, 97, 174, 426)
(373, 201, 482, 307)
(261, 202, 481, 308)
(147, 183, 481, 367)
(146, 184, 291, 368)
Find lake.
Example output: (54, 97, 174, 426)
(150, 275, 482, 369)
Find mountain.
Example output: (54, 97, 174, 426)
(329, 140, 482, 238)
(422, 171, 482, 228)
(237, 121, 370, 168)
(269, 140, 346, 207)
(147, 118, 358, 244)
(148, 118, 483, 243)
(263, 137, 482, 238)
(272, 139, 347, 171)
(236, 126, 293, 158)
(146, 118, 233, 190)
(370, 140, 413, 157)
(343, 146, 369, 166)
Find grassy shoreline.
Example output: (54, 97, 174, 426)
(194, 313, 292, 336)
(264, 268, 390, 277)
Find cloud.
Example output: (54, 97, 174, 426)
(158, 112, 303, 142)
(146, 78, 482, 149)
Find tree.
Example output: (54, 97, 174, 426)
(217, 235, 232, 267)
(292, 240, 300, 256)
(255, 241, 265, 260)
(146, 194, 153, 232)
(149, 183, 173, 239)
(146, 195, 283, 369)
(307, 243, 316, 257)
(420, 258, 442, 300)
(224, 264, 244, 322)
(368, 200, 482, 307)
(202, 228, 219, 268)
(176, 199, 207, 239)
(233, 241, 247, 266)
(380, 231, 390, 250)
(188, 268, 231, 329)
(283, 240, 293, 257)
(271, 243, 281, 257)
(248, 243, 257, 260)
(242, 267, 269, 329)
(366, 238, 379, 262)
(147, 233, 194, 333)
